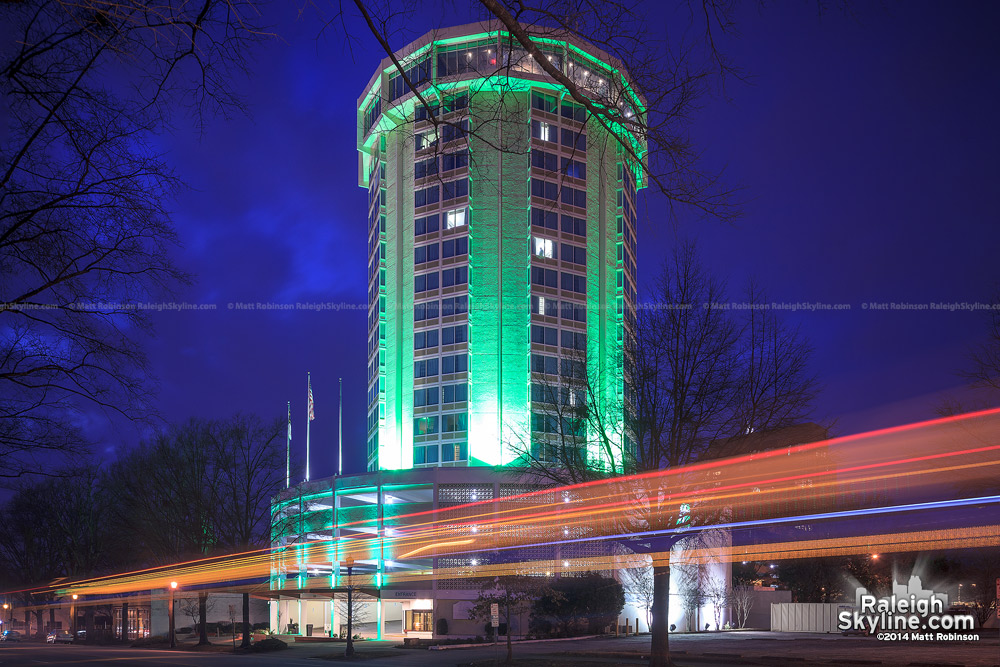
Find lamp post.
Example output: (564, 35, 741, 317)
(344, 556, 355, 658)
(169, 582, 178, 649)
(2, 603, 9, 632)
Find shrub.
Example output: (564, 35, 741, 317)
(131, 635, 169, 648)
(436, 617, 448, 635)
(248, 637, 287, 653)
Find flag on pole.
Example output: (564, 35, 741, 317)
(308, 378, 315, 421)
(285, 400, 291, 489)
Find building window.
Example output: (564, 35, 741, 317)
(414, 329, 439, 350)
(561, 100, 587, 122)
(531, 325, 558, 346)
(442, 442, 468, 462)
(560, 301, 587, 323)
(415, 185, 440, 208)
(415, 272, 440, 293)
(414, 130, 438, 153)
(415, 214, 440, 236)
(560, 243, 586, 265)
(442, 266, 468, 287)
(533, 236, 555, 258)
(442, 151, 469, 172)
(415, 243, 439, 264)
(414, 444, 439, 465)
(531, 382, 555, 404)
(406, 610, 433, 632)
(414, 416, 439, 436)
(442, 353, 468, 374)
(437, 41, 495, 77)
(445, 207, 467, 229)
(531, 178, 558, 201)
(414, 387, 439, 407)
(442, 237, 468, 258)
(531, 149, 558, 171)
(561, 272, 586, 294)
(442, 178, 468, 201)
(415, 156, 438, 179)
(560, 330, 587, 350)
(531, 119, 554, 143)
(389, 56, 431, 101)
(560, 127, 587, 151)
(561, 157, 586, 179)
(441, 295, 468, 316)
(531, 91, 558, 113)
(560, 186, 587, 208)
(414, 358, 439, 378)
(561, 215, 586, 237)
(531, 208, 558, 231)
(442, 324, 468, 345)
(532, 295, 558, 317)
(442, 412, 468, 433)
(443, 383, 468, 403)
(531, 412, 559, 434)
(561, 358, 586, 379)
(531, 353, 559, 375)
(530, 266, 558, 288)
(441, 119, 469, 143)
(414, 301, 440, 321)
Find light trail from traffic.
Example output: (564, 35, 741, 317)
(8, 406, 995, 601)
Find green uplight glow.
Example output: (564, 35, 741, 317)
(358, 28, 644, 473)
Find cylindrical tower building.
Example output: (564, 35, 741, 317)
(358, 22, 644, 472)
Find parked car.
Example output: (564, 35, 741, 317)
(46, 630, 73, 643)
(0, 630, 22, 642)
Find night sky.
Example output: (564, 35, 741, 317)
(92, 1, 1000, 479)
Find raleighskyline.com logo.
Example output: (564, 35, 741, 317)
(837, 575, 978, 641)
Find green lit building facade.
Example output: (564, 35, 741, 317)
(360, 22, 643, 472)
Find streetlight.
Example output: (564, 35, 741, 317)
(70, 596, 78, 639)
(169, 582, 178, 649)
(2, 603, 9, 630)
(343, 556, 355, 658)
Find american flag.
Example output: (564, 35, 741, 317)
(308, 379, 315, 421)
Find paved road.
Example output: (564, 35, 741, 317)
(0, 632, 997, 667)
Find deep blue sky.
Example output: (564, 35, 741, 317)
(94, 1, 1000, 478)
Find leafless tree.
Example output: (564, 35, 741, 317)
(509, 241, 816, 665)
(338, 0, 742, 223)
(336, 593, 372, 637)
(962, 291, 1000, 393)
(675, 561, 705, 632)
(471, 575, 555, 663)
(964, 552, 1000, 628)
(703, 575, 728, 630)
(0, 0, 265, 480)
(729, 585, 754, 629)
(620, 564, 655, 629)
(939, 289, 1000, 417)
(208, 414, 286, 648)
(0, 483, 64, 638)
(106, 419, 221, 566)
(179, 595, 216, 633)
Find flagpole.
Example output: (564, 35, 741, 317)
(338, 377, 343, 476)
(306, 372, 311, 482)
(286, 401, 291, 489)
